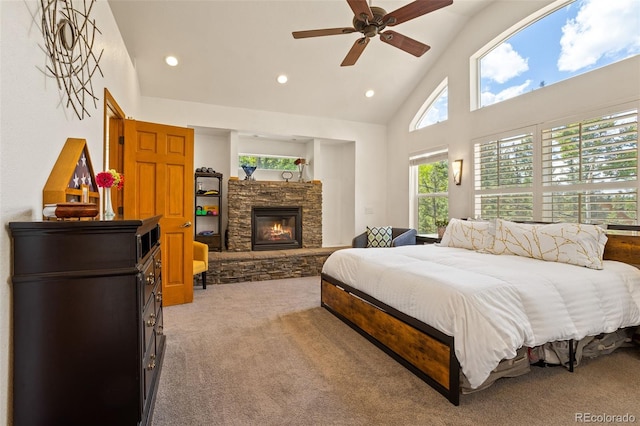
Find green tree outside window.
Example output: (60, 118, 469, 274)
(416, 160, 449, 234)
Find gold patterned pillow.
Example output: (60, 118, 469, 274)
(439, 218, 494, 251)
(489, 219, 608, 269)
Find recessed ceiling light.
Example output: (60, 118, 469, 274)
(365, 89, 375, 98)
(277, 74, 288, 84)
(165, 56, 178, 66)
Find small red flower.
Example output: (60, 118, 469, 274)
(96, 171, 115, 188)
(96, 170, 124, 189)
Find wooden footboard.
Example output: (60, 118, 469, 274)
(321, 274, 460, 405)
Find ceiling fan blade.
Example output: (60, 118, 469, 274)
(347, 0, 373, 20)
(380, 30, 430, 57)
(341, 37, 370, 66)
(292, 28, 356, 39)
(384, 0, 453, 26)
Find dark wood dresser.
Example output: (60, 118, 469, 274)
(9, 216, 165, 426)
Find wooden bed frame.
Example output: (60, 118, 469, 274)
(320, 225, 640, 406)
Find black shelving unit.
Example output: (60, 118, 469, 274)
(194, 172, 223, 251)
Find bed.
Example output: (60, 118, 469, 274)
(320, 220, 640, 405)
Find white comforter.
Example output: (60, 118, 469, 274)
(321, 245, 640, 389)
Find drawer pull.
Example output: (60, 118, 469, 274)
(146, 313, 156, 327)
(155, 259, 162, 269)
(155, 291, 162, 303)
(156, 325, 164, 336)
(146, 273, 155, 285)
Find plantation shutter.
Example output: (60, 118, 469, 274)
(473, 132, 534, 220)
(540, 109, 638, 224)
(474, 133, 534, 190)
(541, 109, 638, 185)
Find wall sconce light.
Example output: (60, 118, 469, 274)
(452, 159, 463, 185)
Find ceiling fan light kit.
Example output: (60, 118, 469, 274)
(292, 0, 453, 66)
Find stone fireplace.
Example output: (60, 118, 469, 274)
(227, 180, 322, 252)
(251, 206, 302, 250)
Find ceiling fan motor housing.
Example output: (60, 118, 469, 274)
(353, 6, 387, 37)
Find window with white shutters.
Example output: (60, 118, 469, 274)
(541, 109, 638, 224)
(472, 107, 638, 224)
(474, 132, 534, 220)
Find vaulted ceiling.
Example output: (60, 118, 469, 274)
(108, 0, 493, 125)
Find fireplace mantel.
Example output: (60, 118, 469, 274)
(227, 180, 322, 252)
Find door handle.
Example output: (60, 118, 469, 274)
(181, 221, 192, 228)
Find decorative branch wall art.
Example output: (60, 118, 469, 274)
(40, 0, 104, 120)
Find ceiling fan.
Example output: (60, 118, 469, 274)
(292, 0, 453, 66)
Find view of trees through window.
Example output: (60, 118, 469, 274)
(415, 160, 449, 233)
(474, 108, 638, 224)
(479, 0, 639, 108)
(474, 132, 535, 220)
(541, 109, 638, 223)
(238, 155, 298, 171)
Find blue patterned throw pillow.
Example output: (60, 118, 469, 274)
(367, 226, 392, 248)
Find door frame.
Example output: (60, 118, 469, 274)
(103, 88, 125, 214)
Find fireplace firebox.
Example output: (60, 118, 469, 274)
(251, 207, 302, 251)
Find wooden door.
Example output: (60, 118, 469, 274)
(123, 119, 194, 306)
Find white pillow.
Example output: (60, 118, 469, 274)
(439, 218, 494, 251)
(489, 219, 608, 269)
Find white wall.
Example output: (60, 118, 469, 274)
(320, 141, 356, 246)
(386, 0, 640, 226)
(0, 2, 140, 424)
(193, 130, 231, 235)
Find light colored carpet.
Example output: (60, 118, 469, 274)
(152, 276, 640, 426)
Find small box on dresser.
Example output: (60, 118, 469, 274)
(9, 215, 165, 426)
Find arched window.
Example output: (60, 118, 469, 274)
(410, 78, 448, 131)
(473, 0, 639, 109)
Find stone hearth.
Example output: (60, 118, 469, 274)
(207, 247, 344, 285)
(203, 179, 326, 285)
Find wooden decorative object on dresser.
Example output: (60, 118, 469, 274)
(9, 215, 164, 426)
(42, 138, 101, 210)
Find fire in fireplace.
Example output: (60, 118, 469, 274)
(251, 207, 302, 250)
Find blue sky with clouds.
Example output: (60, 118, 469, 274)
(480, 0, 640, 107)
